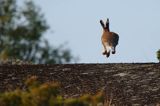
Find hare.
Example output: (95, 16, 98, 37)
(100, 18, 119, 57)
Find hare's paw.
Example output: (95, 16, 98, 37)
(112, 51, 116, 54)
(102, 51, 107, 55)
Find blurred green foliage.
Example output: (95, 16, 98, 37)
(0, 76, 105, 106)
(157, 49, 160, 63)
(0, 0, 74, 64)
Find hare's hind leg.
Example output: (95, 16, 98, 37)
(102, 42, 110, 57)
(106, 51, 110, 57)
(106, 46, 111, 57)
(102, 42, 107, 55)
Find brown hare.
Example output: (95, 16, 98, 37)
(100, 18, 119, 57)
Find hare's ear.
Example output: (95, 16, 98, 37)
(100, 20, 105, 29)
(106, 18, 109, 27)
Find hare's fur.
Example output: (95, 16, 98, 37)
(100, 19, 119, 57)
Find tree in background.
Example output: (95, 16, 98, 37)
(0, 0, 74, 64)
(157, 49, 160, 63)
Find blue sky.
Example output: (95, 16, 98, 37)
(35, 0, 160, 63)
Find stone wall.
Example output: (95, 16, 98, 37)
(0, 63, 160, 105)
